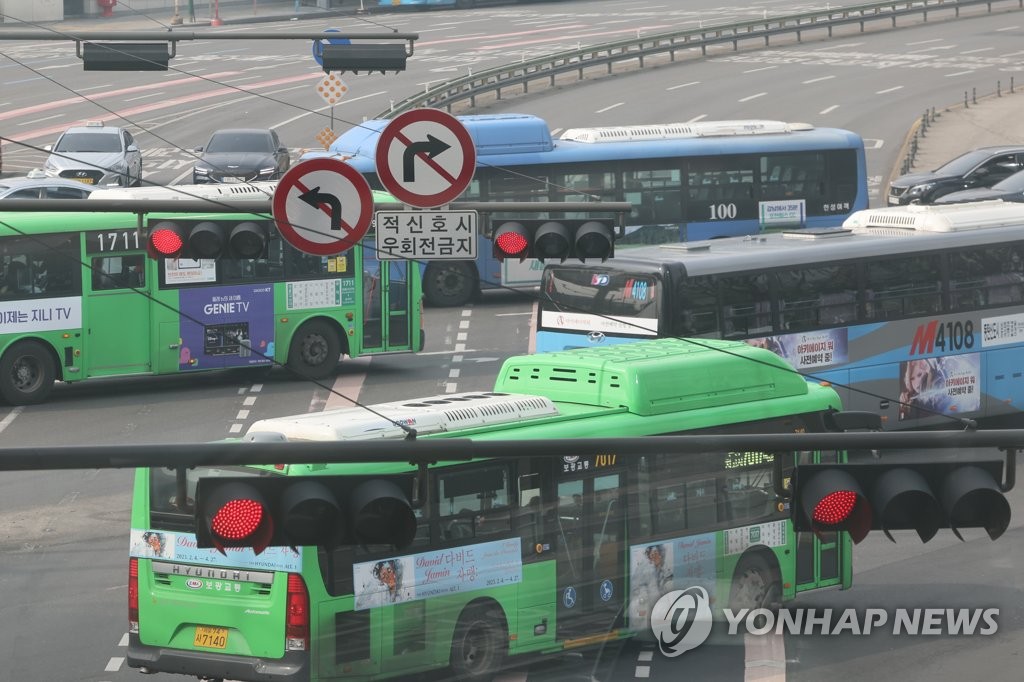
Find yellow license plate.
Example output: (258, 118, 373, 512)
(193, 625, 228, 649)
(75, 178, 95, 185)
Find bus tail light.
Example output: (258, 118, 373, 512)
(128, 557, 139, 634)
(286, 573, 309, 651)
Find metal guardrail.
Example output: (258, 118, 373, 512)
(373, 0, 1024, 119)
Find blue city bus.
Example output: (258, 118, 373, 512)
(535, 201, 1024, 429)
(302, 114, 868, 307)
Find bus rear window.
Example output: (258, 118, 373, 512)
(147, 466, 269, 532)
(540, 267, 660, 324)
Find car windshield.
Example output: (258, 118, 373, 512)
(931, 149, 1000, 176)
(53, 132, 122, 153)
(205, 131, 273, 154)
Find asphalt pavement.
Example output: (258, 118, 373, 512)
(886, 88, 1024, 195)
(4, 1, 1022, 193)
(0, 0, 373, 31)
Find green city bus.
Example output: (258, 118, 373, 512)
(128, 338, 853, 681)
(0, 195, 421, 404)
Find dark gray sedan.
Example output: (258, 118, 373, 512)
(934, 168, 1024, 204)
(191, 128, 290, 184)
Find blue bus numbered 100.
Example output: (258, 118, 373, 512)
(535, 200, 1024, 429)
(299, 114, 869, 307)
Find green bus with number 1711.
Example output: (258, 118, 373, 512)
(0, 198, 421, 404)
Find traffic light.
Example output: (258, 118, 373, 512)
(146, 219, 270, 260)
(492, 219, 615, 263)
(792, 460, 1011, 544)
(194, 475, 417, 554)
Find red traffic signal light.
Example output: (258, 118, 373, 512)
(793, 460, 1010, 544)
(146, 219, 270, 260)
(492, 219, 615, 263)
(195, 475, 417, 554)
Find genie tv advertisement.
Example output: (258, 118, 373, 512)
(177, 284, 275, 370)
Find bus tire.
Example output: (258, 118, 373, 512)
(449, 603, 507, 680)
(729, 553, 782, 612)
(287, 319, 341, 380)
(423, 261, 477, 308)
(0, 340, 56, 405)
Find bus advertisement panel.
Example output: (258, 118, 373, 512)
(0, 198, 421, 404)
(128, 337, 852, 681)
(535, 201, 1024, 429)
(300, 114, 869, 307)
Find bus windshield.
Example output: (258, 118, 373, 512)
(541, 266, 662, 338)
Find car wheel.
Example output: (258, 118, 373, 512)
(0, 340, 56, 405)
(423, 261, 478, 307)
(449, 604, 506, 680)
(286, 319, 341, 380)
(729, 554, 782, 612)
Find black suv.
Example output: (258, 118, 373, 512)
(887, 145, 1024, 205)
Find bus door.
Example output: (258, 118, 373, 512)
(794, 450, 846, 592)
(85, 249, 151, 376)
(554, 466, 626, 640)
(362, 259, 415, 353)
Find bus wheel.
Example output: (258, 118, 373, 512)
(287, 319, 341, 380)
(450, 604, 507, 680)
(423, 262, 477, 308)
(0, 340, 56, 405)
(729, 554, 782, 612)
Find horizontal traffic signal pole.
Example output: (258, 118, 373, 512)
(0, 200, 632, 218)
(0, 431, 1021, 472)
(0, 31, 421, 43)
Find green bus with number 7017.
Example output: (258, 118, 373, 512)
(128, 337, 853, 681)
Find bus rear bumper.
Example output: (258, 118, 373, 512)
(127, 635, 309, 682)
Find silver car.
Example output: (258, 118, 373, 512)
(43, 121, 143, 187)
(0, 172, 97, 199)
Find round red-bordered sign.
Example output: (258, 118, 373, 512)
(375, 109, 476, 208)
(272, 158, 373, 256)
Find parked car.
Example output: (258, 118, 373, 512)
(191, 128, 290, 184)
(43, 121, 143, 187)
(934, 168, 1024, 204)
(887, 145, 1024, 205)
(0, 171, 97, 199)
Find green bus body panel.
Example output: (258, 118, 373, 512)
(131, 337, 846, 680)
(0, 209, 421, 389)
(496, 338, 812, 415)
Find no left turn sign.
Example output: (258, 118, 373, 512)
(375, 109, 476, 209)
(272, 158, 373, 256)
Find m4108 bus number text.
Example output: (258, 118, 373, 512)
(910, 320, 975, 355)
(934, 321, 975, 351)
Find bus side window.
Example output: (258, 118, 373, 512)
(438, 466, 511, 542)
(516, 472, 545, 552)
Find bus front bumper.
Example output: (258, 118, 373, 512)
(128, 634, 309, 682)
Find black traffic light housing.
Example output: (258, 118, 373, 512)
(81, 42, 171, 71)
(321, 43, 408, 74)
(792, 460, 1011, 544)
(146, 218, 270, 260)
(492, 219, 615, 263)
(195, 475, 418, 555)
